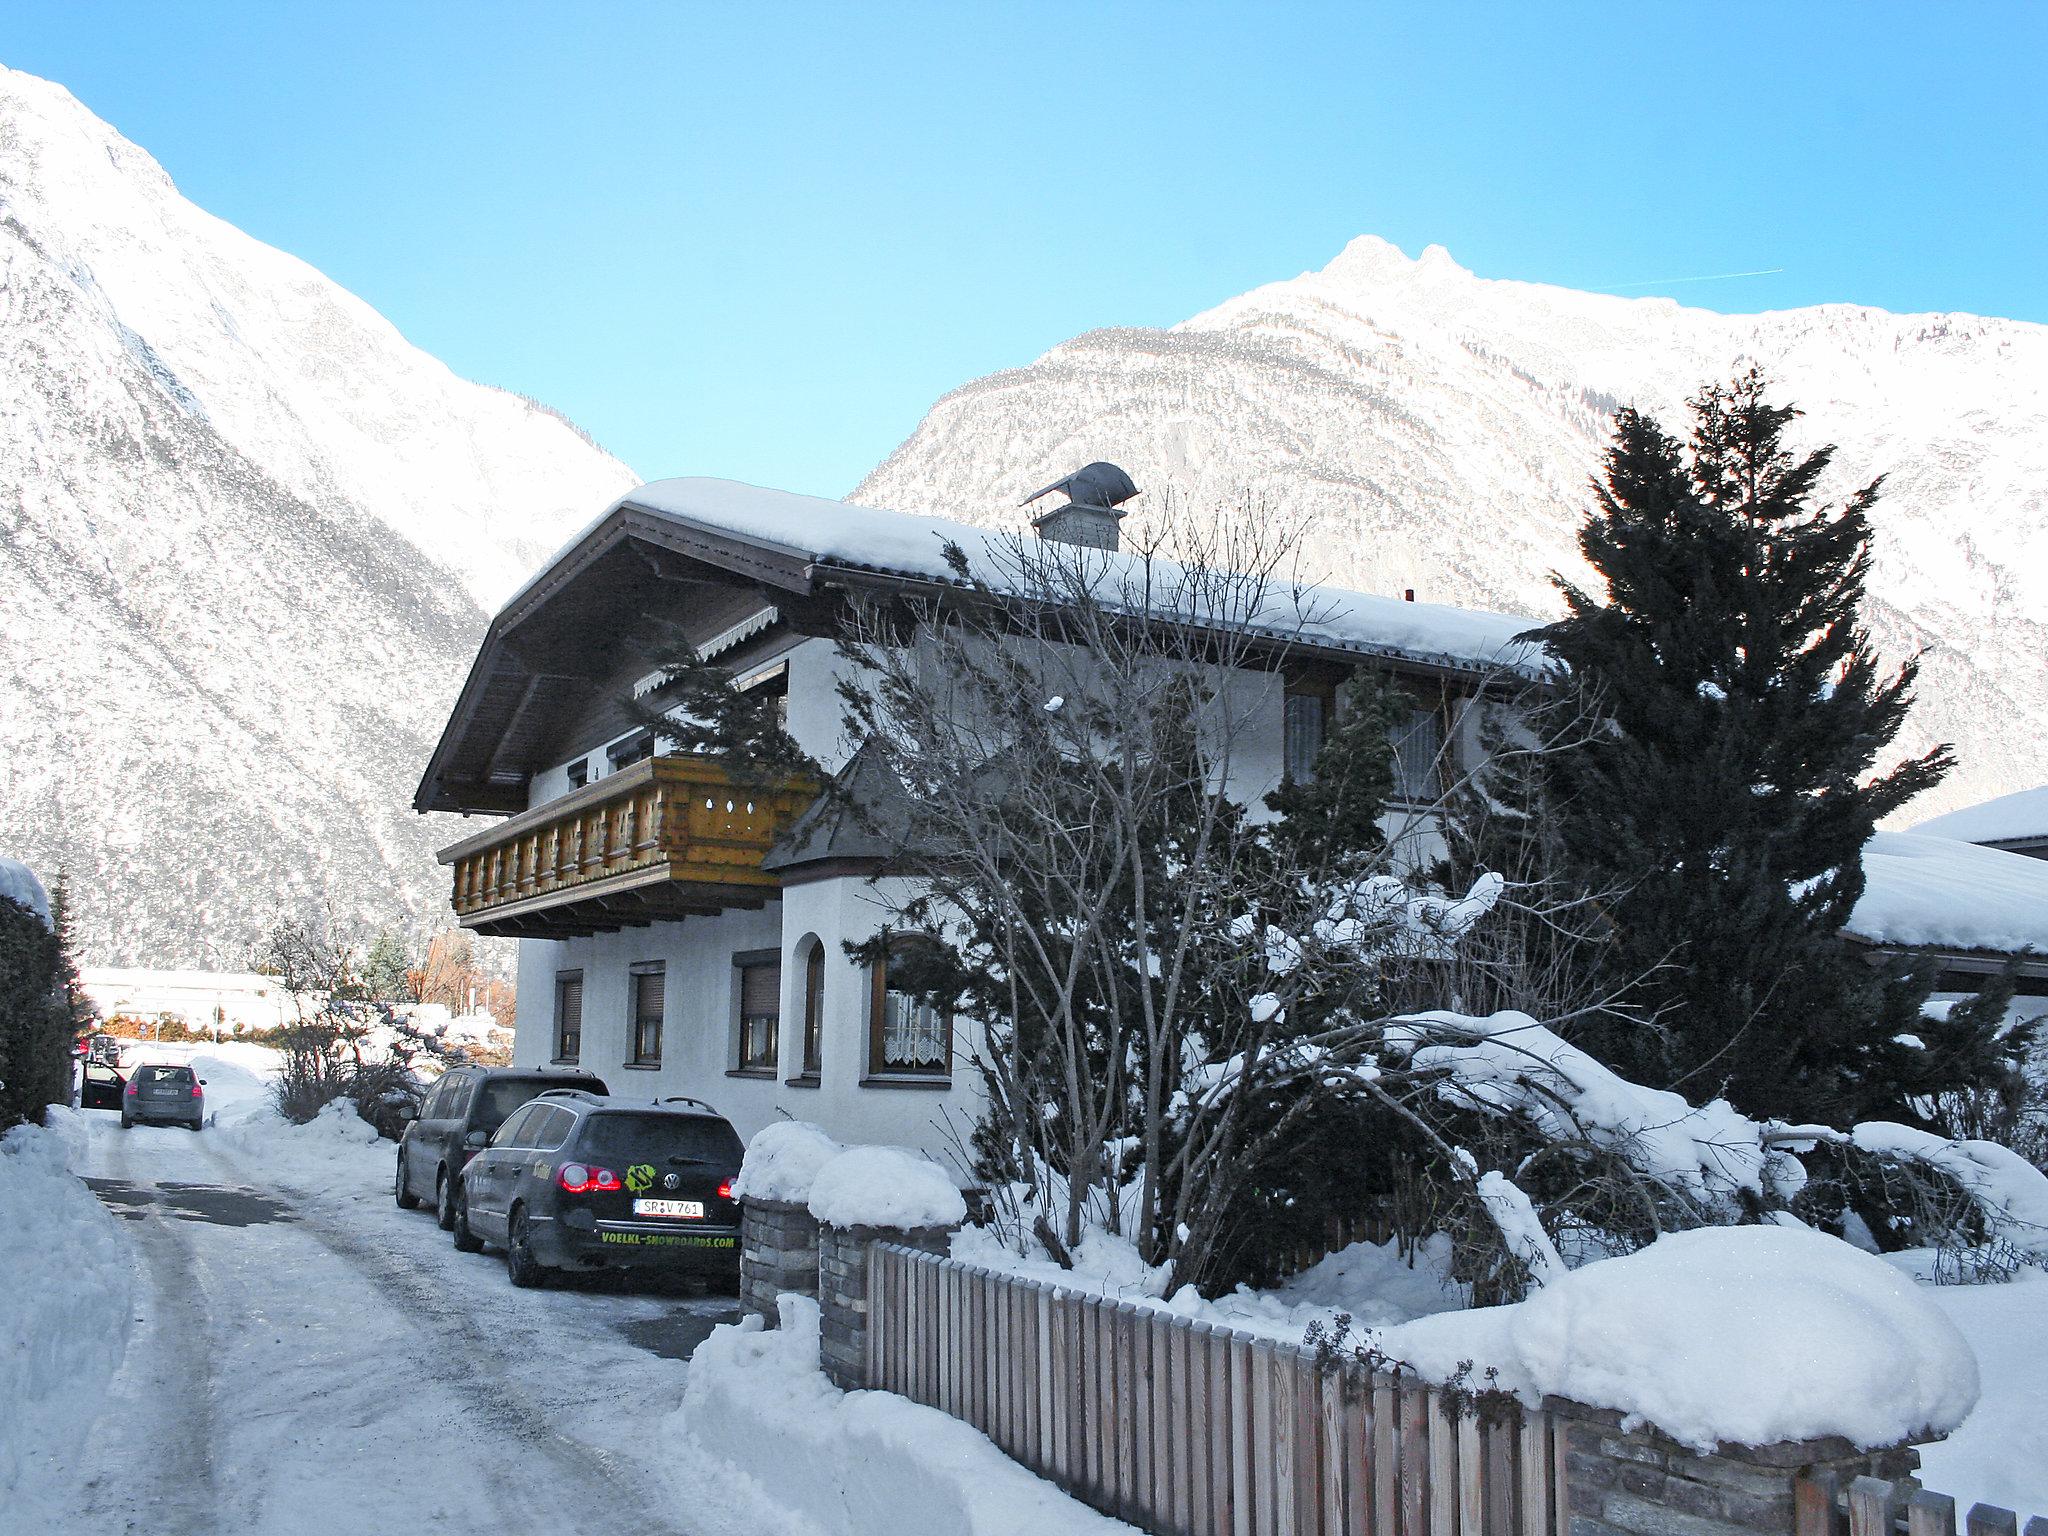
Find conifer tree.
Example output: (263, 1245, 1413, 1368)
(1538, 371, 1974, 1122)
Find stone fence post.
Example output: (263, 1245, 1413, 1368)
(738, 1198, 821, 1325)
(816, 1217, 958, 1391)
(1553, 1401, 1924, 1536)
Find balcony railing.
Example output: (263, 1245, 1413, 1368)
(437, 755, 817, 938)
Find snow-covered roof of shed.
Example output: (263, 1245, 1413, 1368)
(1846, 830, 2048, 956)
(1910, 785, 2048, 848)
(0, 858, 52, 929)
(520, 476, 1545, 678)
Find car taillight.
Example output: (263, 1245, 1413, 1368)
(557, 1164, 622, 1195)
(717, 1179, 734, 1201)
(125, 1081, 138, 1095)
(191, 1085, 203, 1097)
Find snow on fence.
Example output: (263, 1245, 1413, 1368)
(866, 1242, 1569, 1536)
(1795, 1472, 2045, 1536)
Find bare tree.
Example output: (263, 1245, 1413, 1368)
(834, 510, 1514, 1292)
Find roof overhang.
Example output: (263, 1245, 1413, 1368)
(418, 490, 1541, 817)
(414, 498, 821, 815)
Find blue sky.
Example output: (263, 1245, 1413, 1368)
(8, 3, 2045, 495)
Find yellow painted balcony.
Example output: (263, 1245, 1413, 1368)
(437, 755, 817, 938)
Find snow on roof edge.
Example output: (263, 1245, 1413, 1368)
(1911, 785, 2048, 848)
(1846, 830, 2048, 957)
(0, 857, 52, 929)
(503, 475, 1548, 679)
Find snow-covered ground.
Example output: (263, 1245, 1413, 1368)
(7, 1051, 809, 1536)
(13, 1057, 2045, 1528)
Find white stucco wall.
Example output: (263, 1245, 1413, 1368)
(511, 870, 983, 1178)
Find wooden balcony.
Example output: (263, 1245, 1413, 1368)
(437, 755, 817, 938)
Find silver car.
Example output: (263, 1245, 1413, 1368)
(123, 1063, 206, 1130)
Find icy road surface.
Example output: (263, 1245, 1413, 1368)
(16, 1070, 811, 1536)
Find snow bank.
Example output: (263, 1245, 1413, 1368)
(1903, 1260, 2048, 1515)
(676, 1294, 1137, 1536)
(0, 856, 51, 927)
(0, 1111, 133, 1491)
(212, 1096, 389, 1189)
(1847, 830, 2048, 954)
(1378, 1226, 1979, 1452)
(1912, 785, 2048, 848)
(808, 1144, 967, 1230)
(733, 1120, 842, 1205)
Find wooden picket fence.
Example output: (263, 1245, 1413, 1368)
(866, 1243, 1569, 1536)
(1796, 1472, 2046, 1536)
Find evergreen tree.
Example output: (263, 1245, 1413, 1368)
(623, 622, 816, 787)
(1538, 370, 1956, 1123)
(48, 871, 97, 1045)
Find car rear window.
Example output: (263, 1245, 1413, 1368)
(473, 1079, 560, 1132)
(574, 1113, 743, 1165)
(134, 1065, 193, 1084)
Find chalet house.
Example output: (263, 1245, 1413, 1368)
(414, 474, 1536, 1165)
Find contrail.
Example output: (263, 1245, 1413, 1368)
(1606, 267, 1785, 291)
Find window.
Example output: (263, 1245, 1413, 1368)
(530, 1107, 575, 1151)
(554, 971, 583, 1064)
(629, 963, 665, 1066)
(608, 729, 654, 769)
(442, 1077, 474, 1121)
(566, 758, 589, 789)
(800, 941, 825, 1078)
(735, 951, 780, 1073)
(1283, 689, 1328, 783)
(869, 936, 949, 1078)
(492, 1104, 543, 1147)
(1390, 707, 1444, 803)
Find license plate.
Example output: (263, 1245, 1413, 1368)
(632, 1199, 703, 1219)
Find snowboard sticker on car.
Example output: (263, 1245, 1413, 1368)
(625, 1163, 656, 1194)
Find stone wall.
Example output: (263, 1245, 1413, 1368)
(815, 1220, 955, 1390)
(739, 1198, 820, 1325)
(1556, 1402, 1922, 1536)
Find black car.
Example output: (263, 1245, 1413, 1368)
(451, 1092, 743, 1289)
(122, 1062, 205, 1130)
(80, 1060, 125, 1111)
(394, 1066, 608, 1231)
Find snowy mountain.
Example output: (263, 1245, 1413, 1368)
(857, 236, 2048, 822)
(0, 65, 636, 966)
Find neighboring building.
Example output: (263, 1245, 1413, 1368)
(1911, 785, 2048, 862)
(1846, 830, 2048, 1019)
(414, 474, 1538, 1168)
(81, 968, 300, 1033)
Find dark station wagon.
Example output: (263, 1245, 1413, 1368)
(394, 1066, 609, 1232)
(450, 1091, 743, 1288)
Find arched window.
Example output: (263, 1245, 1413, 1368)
(800, 939, 826, 1079)
(868, 935, 950, 1079)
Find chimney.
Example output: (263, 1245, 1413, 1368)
(1020, 461, 1139, 552)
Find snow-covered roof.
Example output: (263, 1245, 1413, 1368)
(1910, 785, 2048, 849)
(527, 476, 1546, 679)
(0, 858, 51, 929)
(1846, 830, 2048, 956)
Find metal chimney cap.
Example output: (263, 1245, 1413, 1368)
(1020, 461, 1139, 511)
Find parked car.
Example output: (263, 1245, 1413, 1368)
(122, 1063, 204, 1130)
(451, 1091, 743, 1289)
(394, 1065, 608, 1231)
(80, 1060, 126, 1112)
